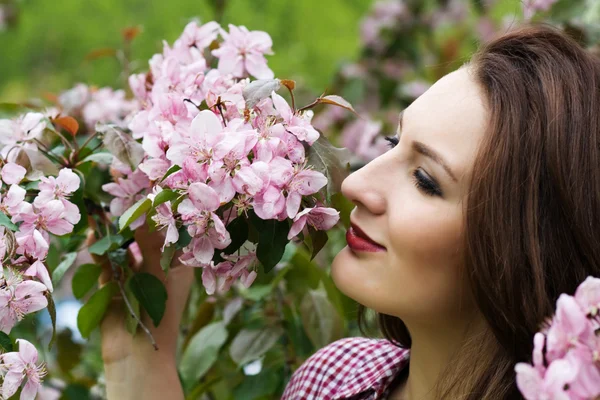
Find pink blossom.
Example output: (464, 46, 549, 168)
(574, 276, 600, 318)
(0, 184, 27, 217)
(34, 169, 81, 225)
(24, 260, 53, 292)
(0, 338, 47, 399)
(1, 162, 26, 185)
(17, 200, 79, 237)
(287, 207, 340, 239)
(212, 24, 274, 79)
(14, 228, 49, 260)
(166, 110, 224, 168)
(138, 158, 170, 181)
(522, 0, 559, 20)
(82, 87, 137, 129)
(178, 20, 220, 51)
(271, 92, 319, 145)
(150, 202, 179, 250)
(546, 294, 596, 362)
(178, 183, 231, 263)
(0, 113, 47, 147)
(515, 357, 579, 400)
(0, 280, 48, 334)
(102, 169, 150, 225)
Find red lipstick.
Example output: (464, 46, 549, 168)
(346, 223, 386, 253)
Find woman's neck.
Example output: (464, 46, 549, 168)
(389, 314, 487, 400)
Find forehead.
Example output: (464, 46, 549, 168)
(402, 68, 488, 181)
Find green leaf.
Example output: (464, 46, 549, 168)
(88, 234, 124, 255)
(177, 225, 192, 249)
(242, 284, 272, 302)
(299, 284, 344, 349)
(0, 212, 18, 231)
(232, 368, 280, 400)
(23, 180, 39, 190)
(119, 198, 152, 232)
(229, 326, 283, 366)
(180, 321, 228, 386)
(72, 263, 102, 299)
(305, 135, 352, 202)
(308, 229, 328, 261)
(46, 292, 57, 350)
(160, 164, 182, 183)
(160, 245, 176, 276)
(70, 186, 88, 235)
(222, 216, 249, 255)
(0, 331, 13, 352)
(123, 271, 140, 335)
(127, 272, 167, 327)
(152, 189, 179, 207)
(250, 214, 289, 273)
(77, 282, 118, 339)
(56, 329, 83, 374)
(51, 252, 78, 283)
(81, 152, 114, 165)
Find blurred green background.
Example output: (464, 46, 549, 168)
(0, 0, 373, 102)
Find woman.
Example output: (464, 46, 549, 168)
(98, 24, 600, 399)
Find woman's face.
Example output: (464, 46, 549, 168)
(331, 67, 489, 325)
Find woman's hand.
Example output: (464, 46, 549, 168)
(87, 224, 194, 399)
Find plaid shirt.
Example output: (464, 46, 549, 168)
(281, 337, 410, 400)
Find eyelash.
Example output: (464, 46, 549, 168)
(384, 136, 443, 197)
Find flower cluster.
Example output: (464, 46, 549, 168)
(102, 21, 339, 295)
(0, 339, 46, 399)
(515, 276, 600, 399)
(58, 83, 138, 129)
(0, 111, 82, 397)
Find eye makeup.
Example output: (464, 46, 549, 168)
(384, 135, 443, 197)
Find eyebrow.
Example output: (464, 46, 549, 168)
(397, 111, 458, 183)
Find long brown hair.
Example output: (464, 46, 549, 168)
(358, 23, 600, 399)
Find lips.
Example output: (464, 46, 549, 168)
(346, 222, 386, 252)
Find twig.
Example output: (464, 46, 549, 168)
(107, 255, 159, 350)
(216, 102, 227, 127)
(297, 98, 321, 113)
(50, 127, 73, 152)
(78, 130, 100, 154)
(275, 284, 293, 381)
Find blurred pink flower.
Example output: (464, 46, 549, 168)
(1, 162, 26, 185)
(212, 24, 274, 79)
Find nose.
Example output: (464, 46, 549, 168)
(341, 154, 389, 216)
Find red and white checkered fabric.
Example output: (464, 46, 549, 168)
(281, 337, 410, 400)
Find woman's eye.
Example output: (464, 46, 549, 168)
(384, 136, 399, 149)
(412, 168, 443, 197)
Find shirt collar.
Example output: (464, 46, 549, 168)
(334, 345, 410, 399)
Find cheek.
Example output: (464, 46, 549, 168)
(331, 199, 467, 321)
(386, 203, 467, 319)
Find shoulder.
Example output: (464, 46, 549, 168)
(281, 337, 409, 400)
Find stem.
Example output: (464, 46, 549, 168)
(34, 140, 68, 167)
(275, 284, 293, 381)
(51, 128, 73, 152)
(78, 130, 100, 154)
(297, 98, 320, 113)
(112, 264, 159, 351)
(216, 102, 227, 127)
(286, 86, 296, 113)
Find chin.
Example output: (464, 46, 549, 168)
(331, 246, 375, 307)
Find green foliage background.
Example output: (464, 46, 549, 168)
(0, 0, 372, 101)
